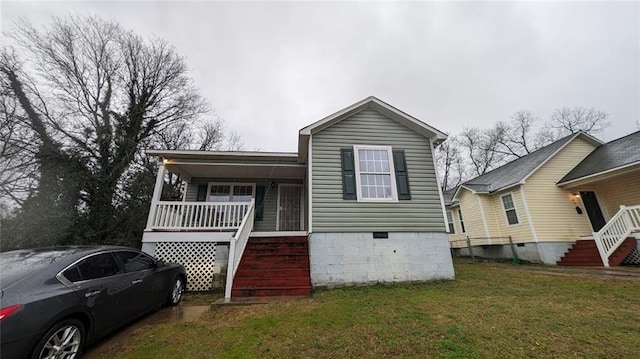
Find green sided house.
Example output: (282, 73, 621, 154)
(445, 130, 640, 266)
(141, 97, 454, 300)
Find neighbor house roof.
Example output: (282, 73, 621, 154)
(442, 188, 458, 206)
(452, 131, 602, 199)
(557, 130, 640, 185)
(297, 96, 448, 162)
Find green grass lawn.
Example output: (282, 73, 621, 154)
(114, 261, 640, 358)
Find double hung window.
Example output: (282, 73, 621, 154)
(446, 211, 455, 233)
(501, 193, 520, 225)
(354, 146, 397, 201)
(208, 184, 254, 203)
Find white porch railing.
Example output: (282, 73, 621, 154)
(224, 199, 255, 300)
(593, 205, 640, 267)
(151, 201, 252, 230)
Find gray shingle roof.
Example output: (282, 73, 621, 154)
(459, 132, 583, 194)
(557, 131, 640, 184)
(442, 188, 457, 205)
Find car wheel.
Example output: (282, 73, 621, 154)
(168, 276, 184, 306)
(32, 319, 84, 359)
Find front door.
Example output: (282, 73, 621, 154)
(580, 191, 606, 231)
(277, 184, 303, 231)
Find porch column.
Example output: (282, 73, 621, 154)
(146, 163, 167, 230)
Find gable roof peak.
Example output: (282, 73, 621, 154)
(297, 96, 448, 162)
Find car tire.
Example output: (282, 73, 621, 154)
(168, 276, 185, 306)
(31, 318, 85, 359)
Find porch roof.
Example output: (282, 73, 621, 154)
(146, 150, 306, 180)
(557, 131, 640, 186)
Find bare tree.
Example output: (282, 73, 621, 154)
(549, 107, 610, 137)
(491, 110, 540, 159)
(460, 127, 504, 177)
(0, 92, 38, 214)
(435, 135, 465, 191)
(0, 15, 218, 245)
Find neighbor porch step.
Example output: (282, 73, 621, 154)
(608, 237, 637, 266)
(557, 238, 637, 266)
(557, 240, 603, 266)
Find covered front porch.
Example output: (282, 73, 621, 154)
(141, 150, 309, 300)
(559, 166, 640, 266)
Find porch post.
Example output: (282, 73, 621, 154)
(146, 163, 167, 230)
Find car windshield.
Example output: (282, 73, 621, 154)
(0, 248, 84, 288)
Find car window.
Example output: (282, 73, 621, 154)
(64, 253, 119, 282)
(114, 251, 156, 272)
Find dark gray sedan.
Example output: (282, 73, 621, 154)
(0, 246, 186, 359)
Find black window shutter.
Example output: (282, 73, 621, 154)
(341, 148, 357, 200)
(393, 150, 411, 200)
(196, 185, 208, 202)
(255, 185, 266, 221)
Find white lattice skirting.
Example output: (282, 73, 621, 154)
(155, 242, 217, 291)
(622, 247, 640, 265)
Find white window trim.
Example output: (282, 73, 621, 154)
(206, 182, 256, 202)
(353, 145, 398, 202)
(446, 211, 456, 234)
(501, 192, 520, 226)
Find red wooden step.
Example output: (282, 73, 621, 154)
(232, 277, 311, 288)
(243, 247, 309, 256)
(241, 254, 309, 262)
(232, 286, 311, 297)
(248, 236, 308, 243)
(237, 261, 310, 270)
(235, 268, 310, 278)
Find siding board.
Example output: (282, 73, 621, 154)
(525, 138, 597, 241)
(311, 109, 445, 232)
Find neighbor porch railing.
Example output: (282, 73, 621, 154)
(224, 199, 255, 301)
(151, 201, 252, 230)
(593, 205, 640, 267)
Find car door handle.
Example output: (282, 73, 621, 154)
(85, 290, 101, 298)
(132, 279, 143, 284)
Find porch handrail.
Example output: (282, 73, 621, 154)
(593, 205, 640, 267)
(152, 201, 252, 230)
(224, 199, 255, 300)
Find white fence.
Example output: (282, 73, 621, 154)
(152, 201, 252, 230)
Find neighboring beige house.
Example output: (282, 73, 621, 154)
(445, 131, 640, 266)
(141, 96, 455, 300)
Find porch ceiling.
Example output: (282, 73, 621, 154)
(166, 162, 306, 181)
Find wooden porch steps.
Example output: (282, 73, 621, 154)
(557, 238, 636, 266)
(608, 237, 637, 266)
(232, 236, 311, 298)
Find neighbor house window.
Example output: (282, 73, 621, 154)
(354, 146, 397, 201)
(447, 211, 455, 233)
(501, 193, 520, 225)
(458, 209, 466, 233)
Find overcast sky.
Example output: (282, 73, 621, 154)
(2, 1, 638, 152)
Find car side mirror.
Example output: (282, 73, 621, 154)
(155, 260, 166, 268)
